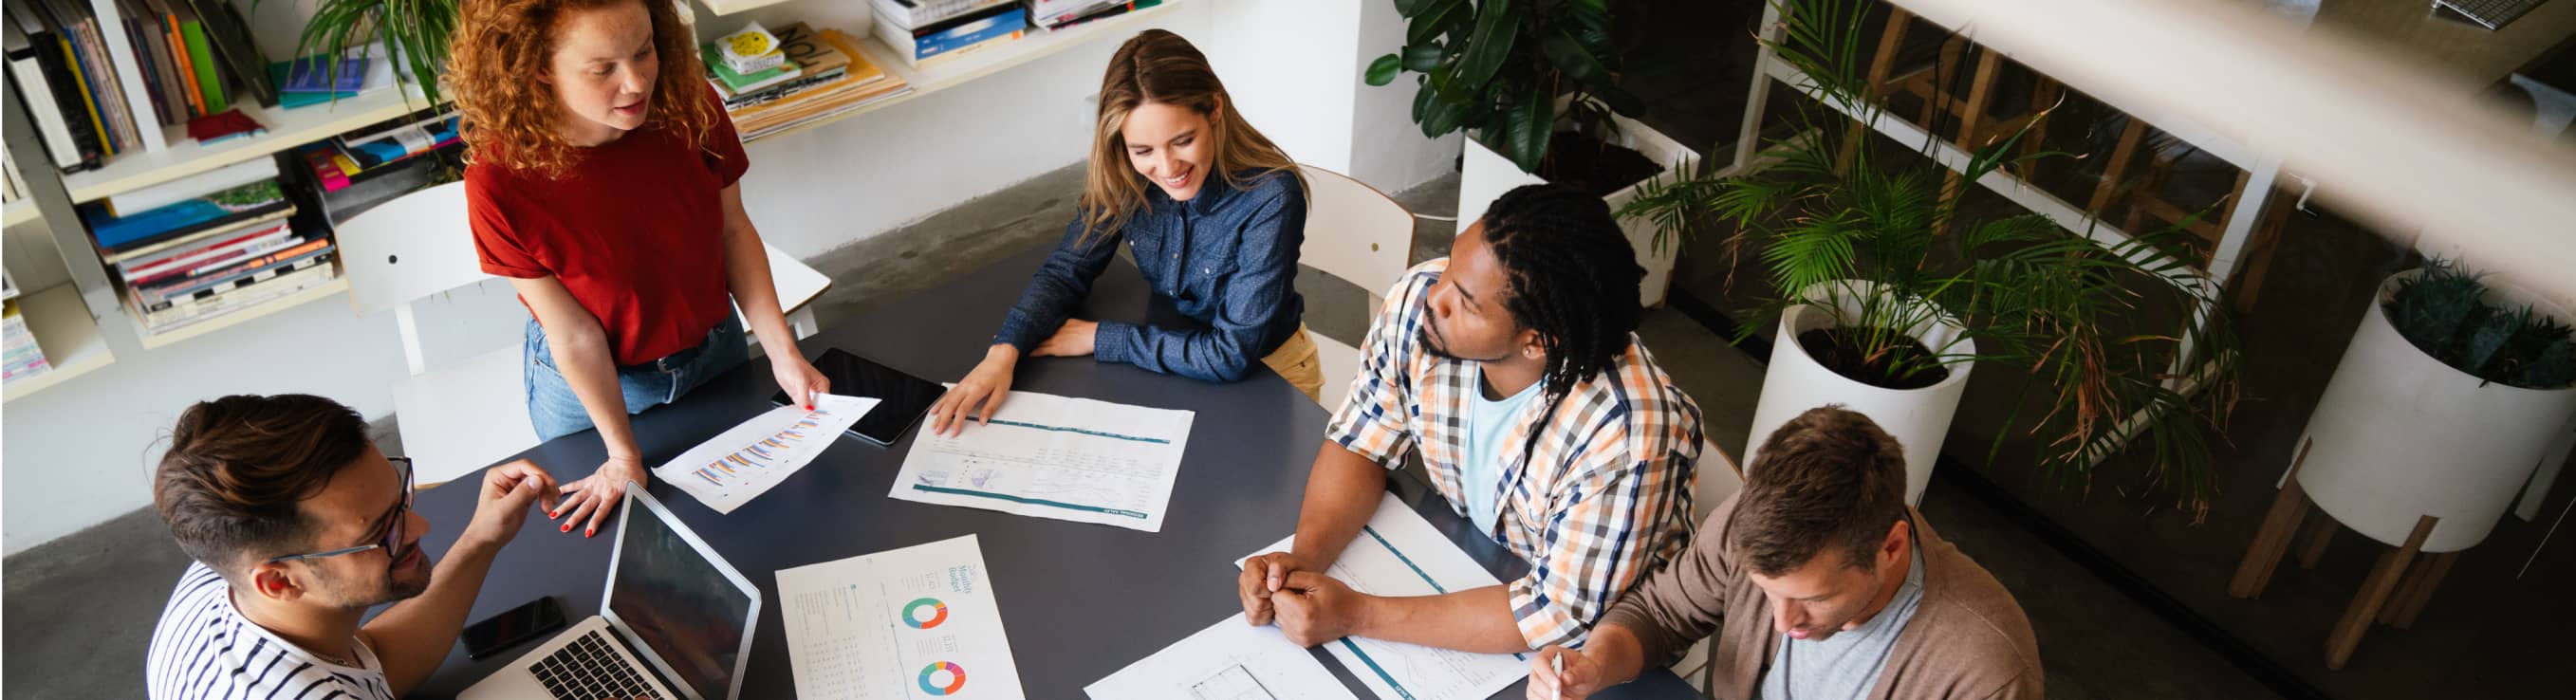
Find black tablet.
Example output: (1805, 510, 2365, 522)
(771, 349, 947, 446)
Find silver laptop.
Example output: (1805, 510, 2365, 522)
(463, 482, 761, 700)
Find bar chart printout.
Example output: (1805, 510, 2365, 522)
(653, 394, 879, 514)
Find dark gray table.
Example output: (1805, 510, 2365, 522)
(407, 246, 1701, 699)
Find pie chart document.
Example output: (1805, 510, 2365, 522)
(776, 534, 1027, 699)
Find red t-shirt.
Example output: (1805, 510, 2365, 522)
(467, 87, 751, 366)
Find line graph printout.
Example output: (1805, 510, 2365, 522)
(1236, 493, 1530, 700)
(653, 395, 879, 514)
(776, 535, 1026, 700)
(890, 390, 1194, 531)
(1084, 613, 1360, 700)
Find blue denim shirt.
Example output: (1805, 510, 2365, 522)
(993, 168, 1307, 382)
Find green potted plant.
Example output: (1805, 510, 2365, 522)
(1621, 0, 2242, 515)
(1364, 0, 1691, 305)
(2281, 259, 2576, 558)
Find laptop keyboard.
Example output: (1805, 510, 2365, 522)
(529, 631, 667, 700)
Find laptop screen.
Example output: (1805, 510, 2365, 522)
(607, 492, 755, 700)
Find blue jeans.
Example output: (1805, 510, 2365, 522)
(524, 315, 749, 441)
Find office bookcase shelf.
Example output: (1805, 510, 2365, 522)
(61, 87, 439, 204)
(3, 285, 117, 402)
(742, 1, 1185, 143)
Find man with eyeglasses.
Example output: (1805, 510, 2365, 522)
(145, 395, 560, 699)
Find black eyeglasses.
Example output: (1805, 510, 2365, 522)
(267, 456, 416, 564)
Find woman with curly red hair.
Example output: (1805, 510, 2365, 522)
(449, 0, 825, 537)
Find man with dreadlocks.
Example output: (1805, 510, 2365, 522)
(1237, 183, 1705, 653)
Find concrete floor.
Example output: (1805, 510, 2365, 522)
(4, 168, 2279, 699)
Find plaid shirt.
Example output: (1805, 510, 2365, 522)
(1326, 259, 1704, 650)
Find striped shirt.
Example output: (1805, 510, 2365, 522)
(147, 562, 395, 700)
(1326, 259, 1705, 650)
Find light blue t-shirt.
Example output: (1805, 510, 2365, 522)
(1462, 366, 1544, 537)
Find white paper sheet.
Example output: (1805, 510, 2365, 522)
(1237, 493, 1531, 700)
(890, 390, 1194, 531)
(652, 394, 878, 514)
(1085, 613, 1362, 700)
(776, 534, 1027, 700)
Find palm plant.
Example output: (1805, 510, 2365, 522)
(1622, 0, 2242, 516)
(257, 0, 459, 106)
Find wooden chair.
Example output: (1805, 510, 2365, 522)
(340, 181, 833, 486)
(2085, 119, 2291, 313)
(1841, 7, 2065, 185)
(1295, 165, 1414, 409)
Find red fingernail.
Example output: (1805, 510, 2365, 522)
(585, 528, 596, 538)
(561, 523, 572, 532)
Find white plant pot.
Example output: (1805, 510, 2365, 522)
(1455, 114, 1692, 307)
(1742, 282, 1975, 506)
(2289, 269, 2576, 553)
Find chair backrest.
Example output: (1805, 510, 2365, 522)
(1694, 438, 1747, 524)
(1297, 164, 1413, 301)
(340, 181, 487, 317)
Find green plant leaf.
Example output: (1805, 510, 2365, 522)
(1413, 76, 1436, 121)
(1420, 90, 1470, 138)
(1366, 54, 1403, 86)
(1454, 0, 1517, 89)
(1504, 91, 1551, 174)
(1395, 0, 1435, 16)
(1542, 32, 1610, 86)
(1408, 0, 1466, 45)
(1402, 43, 1448, 72)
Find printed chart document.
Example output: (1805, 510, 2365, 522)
(652, 394, 879, 514)
(775, 534, 1027, 700)
(890, 390, 1194, 531)
(1237, 493, 1530, 700)
(1086, 613, 1360, 700)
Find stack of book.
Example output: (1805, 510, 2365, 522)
(296, 110, 460, 193)
(871, 0, 1027, 67)
(1025, 0, 1161, 32)
(4, 0, 280, 173)
(77, 161, 339, 335)
(3, 295, 49, 386)
(711, 23, 912, 141)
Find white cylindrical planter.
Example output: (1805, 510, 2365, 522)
(2292, 270, 2576, 553)
(1742, 283, 1975, 506)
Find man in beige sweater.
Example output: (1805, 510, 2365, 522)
(1529, 406, 2043, 700)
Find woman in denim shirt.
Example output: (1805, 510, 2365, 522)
(929, 28, 1320, 433)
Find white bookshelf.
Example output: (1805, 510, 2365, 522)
(61, 87, 436, 204)
(745, 1, 1184, 143)
(131, 274, 350, 351)
(4, 284, 116, 402)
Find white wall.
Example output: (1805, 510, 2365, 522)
(2, 276, 531, 554)
(1346, 0, 1462, 193)
(1203, 0, 1460, 195)
(5, 0, 1450, 554)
